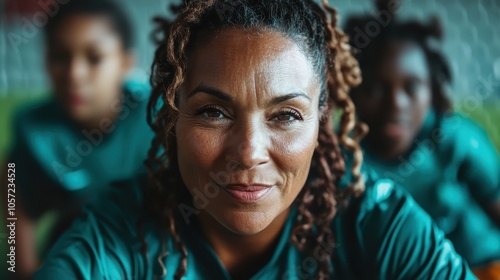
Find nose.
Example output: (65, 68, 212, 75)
(67, 57, 88, 85)
(226, 118, 270, 170)
(387, 87, 410, 113)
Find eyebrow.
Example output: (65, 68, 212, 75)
(269, 92, 311, 105)
(188, 85, 232, 101)
(188, 85, 311, 105)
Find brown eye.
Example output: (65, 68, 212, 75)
(88, 54, 102, 65)
(276, 114, 295, 121)
(195, 106, 229, 121)
(405, 79, 422, 96)
(204, 108, 224, 119)
(272, 109, 302, 124)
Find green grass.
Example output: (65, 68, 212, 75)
(456, 102, 500, 153)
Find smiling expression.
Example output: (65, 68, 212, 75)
(175, 29, 321, 235)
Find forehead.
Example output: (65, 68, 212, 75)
(48, 15, 120, 49)
(376, 41, 429, 79)
(184, 28, 319, 94)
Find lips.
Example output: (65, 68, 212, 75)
(382, 118, 409, 139)
(223, 184, 273, 204)
(384, 123, 405, 138)
(68, 94, 87, 107)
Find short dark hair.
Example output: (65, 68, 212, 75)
(44, 0, 133, 50)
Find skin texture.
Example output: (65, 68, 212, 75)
(175, 29, 321, 278)
(352, 41, 432, 161)
(46, 15, 133, 128)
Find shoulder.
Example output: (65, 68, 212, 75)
(12, 98, 60, 132)
(122, 80, 151, 116)
(438, 113, 493, 152)
(116, 80, 153, 132)
(34, 174, 153, 279)
(124, 79, 151, 101)
(342, 172, 475, 279)
(9, 98, 63, 160)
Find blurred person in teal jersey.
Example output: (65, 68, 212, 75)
(35, 1, 474, 279)
(2, 0, 154, 278)
(345, 0, 500, 277)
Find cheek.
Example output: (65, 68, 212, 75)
(407, 87, 432, 138)
(176, 123, 225, 183)
(271, 122, 318, 191)
(413, 87, 432, 118)
(91, 57, 125, 104)
(94, 56, 124, 87)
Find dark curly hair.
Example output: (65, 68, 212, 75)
(344, 0, 453, 114)
(140, 1, 367, 279)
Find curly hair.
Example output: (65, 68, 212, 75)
(140, 1, 367, 279)
(344, 0, 453, 114)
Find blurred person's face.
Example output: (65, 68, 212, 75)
(46, 15, 133, 125)
(352, 41, 431, 160)
(176, 29, 321, 235)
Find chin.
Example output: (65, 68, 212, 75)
(213, 208, 279, 236)
(64, 107, 92, 123)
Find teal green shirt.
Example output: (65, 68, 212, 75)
(363, 111, 500, 266)
(35, 171, 475, 279)
(9, 81, 154, 220)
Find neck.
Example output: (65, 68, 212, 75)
(80, 93, 123, 131)
(197, 208, 290, 279)
(84, 109, 120, 131)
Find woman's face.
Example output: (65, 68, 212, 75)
(176, 29, 321, 235)
(352, 41, 432, 160)
(47, 15, 133, 124)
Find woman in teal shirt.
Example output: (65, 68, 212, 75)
(5, 0, 153, 278)
(36, 0, 474, 279)
(345, 0, 500, 276)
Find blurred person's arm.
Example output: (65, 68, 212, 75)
(2, 166, 38, 280)
(4, 108, 47, 280)
(456, 117, 500, 226)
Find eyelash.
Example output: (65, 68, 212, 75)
(194, 105, 303, 125)
(272, 108, 303, 125)
(195, 105, 229, 122)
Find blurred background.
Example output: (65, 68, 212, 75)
(0, 0, 499, 276)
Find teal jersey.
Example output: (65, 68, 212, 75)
(363, 111, 500, 266)
(8, 81, 154, 220)
(35, 171, 475, 279)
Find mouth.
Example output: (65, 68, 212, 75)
(67, 93, 88, 107)
(222, 184, 273, 204)
(382, 120, 408, 139)
(383, 123, 404, 138)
